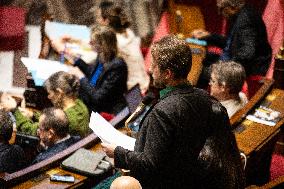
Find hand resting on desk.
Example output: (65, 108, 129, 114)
(191, 29, 210, 39)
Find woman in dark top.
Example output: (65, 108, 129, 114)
(53, 26, 128, 114)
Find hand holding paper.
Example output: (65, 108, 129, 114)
(101, 143, 116, 158)
(89, 112, 136, 151)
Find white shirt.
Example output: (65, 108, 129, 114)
(116, 29, 150, 93)
(220, 92, 248, 118)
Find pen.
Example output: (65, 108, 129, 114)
(60, 43, 67, 64)
(101, 160, 110, 165)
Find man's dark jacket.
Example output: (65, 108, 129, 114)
(204, 5, 272, 76)
(114, 84, 245, 188)
(33, 136, 80, 164)
(75, 57, 128, 114)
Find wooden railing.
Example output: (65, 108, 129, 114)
(230, 78, 274, 127)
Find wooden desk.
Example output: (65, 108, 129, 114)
(235, 89, 284, 156)
(10, 168, 87, 189)
(10, 144, 105, 189)
(8, 139, 114, 189)
(234, 88, 284, 185)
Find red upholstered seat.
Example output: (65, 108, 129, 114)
(0, 7, 26, 51)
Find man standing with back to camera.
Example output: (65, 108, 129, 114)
(102, 35, 244, 188)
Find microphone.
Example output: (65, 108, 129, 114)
(125, 93, 155, 128)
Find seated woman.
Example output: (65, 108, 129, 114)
(96, 1, 150, 94)
(210, 61, 248, 118)
(15, 71, 90, 137)
(57, 26, 128, 115)
(0, 109, 26, 173)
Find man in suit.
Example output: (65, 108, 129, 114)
(192, 0, 272, 90)
(33, 108, 80, 164)
(102, 35, 244, 189)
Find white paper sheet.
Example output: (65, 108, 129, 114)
(45, 21, 91, 42)
(21, 57, 71, 86)
(89, 112, 136, 151)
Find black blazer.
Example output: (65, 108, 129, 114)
(75, 57, 128, 114)
(114, 85, 244, 188)
(204, 5, 272, 76)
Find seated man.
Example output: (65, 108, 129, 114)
(0, 109, 26, 173)
(33, 108, 80, 164)
(210, 61, 248, 118)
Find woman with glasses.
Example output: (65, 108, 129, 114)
(209, 61, 248, 118)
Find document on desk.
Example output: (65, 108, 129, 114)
(89, 112, 136, 151)
(21, 57, 71, 86)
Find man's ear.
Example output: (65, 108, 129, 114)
(103, 18, 110, 25)
(164, 69, 173, 80)
(220, 82, 228, 92)
(55, 88, 64, 95)
(48, 128, 55, 140)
